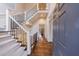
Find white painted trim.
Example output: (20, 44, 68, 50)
(37, 3, 39, 10)
(6, 9, 8, 31)
(24, 12, 26, 20)
(6, 9, 10, 31)
(0, 39, 15, 46)
(27, 31, 31, 55)
(50, 20, 53, 42)
(51, 21, 53, 42)
(46, 3, 49, 10)
(47, 3, 56, 19)
(0, 35, 10, 38)
(9, 15, 31, 55)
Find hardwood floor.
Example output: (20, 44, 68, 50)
(31, 37, 53, 56)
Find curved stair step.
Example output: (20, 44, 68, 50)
(22, 51, 27, 56)
(0, 39, 17, 51)
(0, 43, 20, 56)
(4, 43, 20, 56)
(12, 47, 25, 56)
(0, 35, 12, 42)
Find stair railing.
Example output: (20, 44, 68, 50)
(9, 14, 27, 44)
(9, 4, 38, 25)
(9, 14, 31, 55)
(6, 6, 36, 54)
(25, 4, 38, 21)
(7, 4, 48, 55)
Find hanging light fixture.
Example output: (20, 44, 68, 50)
(39, 18, 45, 24)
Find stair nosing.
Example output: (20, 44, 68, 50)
(0, 35, 11, 38)
(4, 44, 20, 56)
(0, 39, 16, 46)
(0, 43, 20, 55)
(12, 47, 25, 56)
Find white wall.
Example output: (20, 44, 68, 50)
(45, 18, 51, 42)
(27, 20, 40, 55)
(0, 15, 6, 31)
(47, 3, 56, 18)
(28, 3, 56, 42)
(30, 18, 46, 37)
(0, 3, 15, 31)
(30, 20, 39, 36)
(45, 3, 56, 42)
(26, 20, 39, 55)
(0, 3, 15, 14)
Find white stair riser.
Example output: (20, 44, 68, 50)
(0, 43, 19, 55)
(0, 36, 12, 42)
(22, 51, 27, 56)
(0, 40, 16, 51)
(4, 44, 20, 56)
(0, 35, 27, 56)
(12, 47, 25, 56)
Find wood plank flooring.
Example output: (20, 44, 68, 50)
(31, 37, 53, 56)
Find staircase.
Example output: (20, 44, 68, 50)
(0, 4, 48, 56)
(0, 33, 27, 56)
(0, 4, 38, 56)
